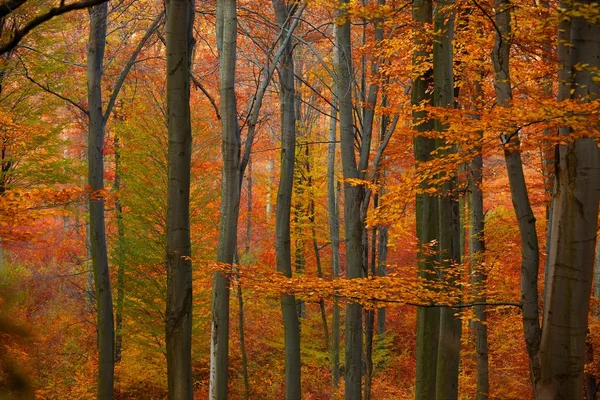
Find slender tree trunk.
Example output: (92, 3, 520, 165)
(273, 3, 302, 398)
(470, 114, 488, 400)
(239, 158, 252, 400)
(306, 149, 331, 353)
(165, 0, 194, 397)
(412, 0, 439, 398)
(364, 196, 378, 400)
(114, 132, 125, 365)
(433, 1, 460, 398)
(327, 42, 342, 387)
(377, 224, 387, 341)
(377, 82, 388, 344)
(337, 2, 364, 398)
(491, 0, 543, 395)
(87, 4, 114, 398)
(211, 1, 240, 398)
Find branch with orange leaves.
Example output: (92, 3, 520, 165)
(196, 260, 522, 310)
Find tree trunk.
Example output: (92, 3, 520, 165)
(377, 225, 387, 341)
(491, 0, 543, 394)
(433, 1, 460, 398)
(273, 1, 302, 398)
(306, 148, 331, 353)
(165, 0, 194, 397)
(327, 22, 342, 390)
(114, 132, 125, 365)
(470, 115, 488, 400)
(337, 1, 364, 398)
(87, 4, 114, 398)
(239, 157, 252, 400)
(538, 4, 600, 394)
(211, 1, 240, 398)
(412, 0, 439, 398)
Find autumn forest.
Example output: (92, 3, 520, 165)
(0, 0, 598, 398)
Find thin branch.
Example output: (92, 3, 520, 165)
(190, 73, 221, 120)
(103, 10, 164, 122)
(0, 0, 111, 55)
(17, 52, 88, 115)
(238, 1, 307, 177)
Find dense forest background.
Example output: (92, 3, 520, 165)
(0, 0, 598, 399)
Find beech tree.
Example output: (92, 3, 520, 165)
(86, 4, 114, 397)
(412, 0, 439, 397)
(211, 1, 240, 398)
(337, 1, 363, 398)
(164, 0, 194, 397)
(493, 0, 600, 397)
(273, 1, 301, 398)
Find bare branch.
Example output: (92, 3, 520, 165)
(103, 10, 164, 122)
(0, 0, 111, 55)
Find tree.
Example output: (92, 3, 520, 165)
(412, 0, 439, 397)
(493, 0, 600, 397)
(165, 0, 194, 397)
(211, 1, 239, 398)
(336, 1, 363, 398)
(273, 1, 302, 398)
(433, 0, 461, 397)
(86, 4, 115, 397)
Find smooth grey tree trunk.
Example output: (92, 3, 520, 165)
(87, 4, 114, 398)
(377, 225, 387, 340)
(433, 1, 460, 398)
(165, 0, 194, 397)
(327, 23, 342, 390)
(211, 1, 240, 399)
(337, 2, 364, 398)
(305, 148, 331, 353)
(412, 0, 439, 398)
(239, 158, 252, 400)
(273, 1, 302, 398)
(538, 4, 600, 396)
(114, 132, 125, 366)
(470, 82, 488, 400)
(470, 123, 488, 400)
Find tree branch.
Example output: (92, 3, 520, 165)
(0, 0, 111, 55)
(103, 10, 164, 122)
(238, 1, 307, 177)
(17, 52, 88, 115)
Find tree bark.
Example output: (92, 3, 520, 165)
(211, 1, 240, 398)
(87, 4, 114, 398)
(538, 3, 600, 395)
(165, 0, 194, 397)
(492, 0, 543, 394)
(273, 1, 302, 398)
(239, 158, 252, 400)
(412, 0, 439, 398)
(433, 1, 460, 398)
(337, 1, 364, 398)
(327, 22, 342, 390)
(470, 118, 488, 400)
(114, 132, 125, 365)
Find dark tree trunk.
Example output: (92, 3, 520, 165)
(87, 4, 114, 398)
